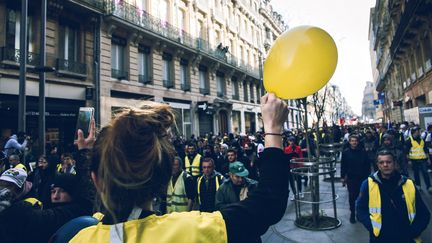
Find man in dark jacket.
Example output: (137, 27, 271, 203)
(341, 134, 370, 223)
(356, 150, 430, 242)
(215, 161, 258, 209)
(196, 158, 224, 212)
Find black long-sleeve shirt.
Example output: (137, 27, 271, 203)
(341, 147, 371, 180)
(221, 147, 289, 243)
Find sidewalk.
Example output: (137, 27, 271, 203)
(262, 174, 432, 243)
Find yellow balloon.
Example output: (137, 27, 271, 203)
(264, 26, 338, 99)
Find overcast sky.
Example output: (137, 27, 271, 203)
(271, 0, 376, 115)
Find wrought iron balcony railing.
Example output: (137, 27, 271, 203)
(56, 58, 87, 76)
(0, 47, 40, 67)
(138, 74, 152, 84)
(104, 0, 261, 78)
(111, 68, 128, 80)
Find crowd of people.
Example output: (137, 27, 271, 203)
(0, 98, 432, 242)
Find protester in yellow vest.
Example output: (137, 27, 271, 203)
(8, 154, 27, 173)
(184, 143, 202, 178)
(196, 158, 224, 212)
(404, 126, 432, 193)
(70, 94, 290, 243)
(356, 150, 430, 243)
(166, 157, 195, 213)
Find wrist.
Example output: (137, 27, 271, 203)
(264, 126, 282, 134)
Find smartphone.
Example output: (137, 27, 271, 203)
(75, 107, 94, 139)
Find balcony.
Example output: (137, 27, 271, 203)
(181, 83, 190, 91)
(111, 68, 128, 80)
(390, 0, 421, 57)
(56, 58, 87, 79)
(138, 74, 152, 84)
(0, 47, 40, 67)
(200, 87, 210, 95)
(104, 0, 261, 79)
(163, 79, 174, 88)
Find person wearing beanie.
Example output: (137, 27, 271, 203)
(51, 174, 78, 204)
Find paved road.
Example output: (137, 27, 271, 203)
(262, 171, 432, 243)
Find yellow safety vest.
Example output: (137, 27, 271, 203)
(23, 197, 43, 209)
(368, 177, 420, 243)
(185, 154, 202, 177)
(197, 175, 222, 205)
(70, 211, 228, 243)
(166, 171, 189, 213)
(408, 137, 427, 160)
(14, 163, 27, 172)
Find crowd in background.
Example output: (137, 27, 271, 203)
(0, 119, 431, 242)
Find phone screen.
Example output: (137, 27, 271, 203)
(75, 107, 94, 139)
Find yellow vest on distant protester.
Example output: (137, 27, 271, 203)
(408, 137, 427, 160)
(197, 174, 222, 205)
(14, 163, 27, 172)
(70, 211, 228, 243)
(166, 171, 189, 213)
(368, 177, 420, 243)
(185, 154, 201, 177)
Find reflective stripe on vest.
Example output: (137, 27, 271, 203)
(185, 154, 202, 177)
(409, 137, 427, 160)
(197, 175, 221, 205)
(368, 177, 421, 243)
(167, 171, 189, 213)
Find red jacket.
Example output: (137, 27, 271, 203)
(284, 145, 303, 168)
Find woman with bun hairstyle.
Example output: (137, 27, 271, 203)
(71, 93, 290, 243)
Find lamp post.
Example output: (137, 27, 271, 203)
(18, 0, 28, 133)
(36, 0, 55, 156)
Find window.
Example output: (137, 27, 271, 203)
(423, 33, 432, 72)
(199, 66, 209, 95)
(249, 83, 254, 103)
(180, 59, 190, 91)
(243, 81, 248, 102)
(216, 74, 225, 97)
(256, 85, 261, 103)
(6, 9, 34, 52)
(162, 53, 173, 88)
(178, 9, 186, 31)
(137, 0, 147, 11)
(173, 107, 192, 138)
(138, 45, 151, 84)
(232, 111, 241, 134)
(111, 36, 127, 79)
(232, 78, 239, 99)
(59, 23, 79, 61)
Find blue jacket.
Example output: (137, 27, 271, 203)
(356, 171, 430, 243)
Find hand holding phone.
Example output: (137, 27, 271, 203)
(75, 107, 95, 140)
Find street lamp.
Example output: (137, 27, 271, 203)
(37, 0, 55, 156)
